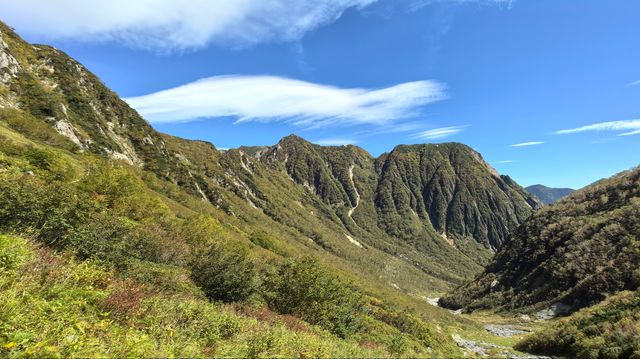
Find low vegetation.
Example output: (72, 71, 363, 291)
(0, 235, 390, 358)
(517, 289, 640, 358)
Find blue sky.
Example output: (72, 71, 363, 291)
(2, 0, 639, 188)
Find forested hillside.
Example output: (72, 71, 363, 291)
(441, 166, 640, 315)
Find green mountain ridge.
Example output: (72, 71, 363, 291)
(525, 184, 575, 205)
(258, 134, 541, 251)
(441, 166, 640, 315)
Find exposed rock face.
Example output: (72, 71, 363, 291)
(53, 119, 85, 149)
(0, 33, 21, 84)
(535, 303, 571, 320)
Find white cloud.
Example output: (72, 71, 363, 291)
(0, 0, 377, 51)
(627, 80, 640, 87)
(493, 160, 515, 164)
(408, 0, 514, 12)
(556, 120, 640, 136)
(125, 75, 446, 127)
(411, 126, 465, 140)
(313, 138, 359, 146)
(510, 141, 544, 147)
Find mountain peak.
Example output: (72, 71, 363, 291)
(278, 133, 308, 144)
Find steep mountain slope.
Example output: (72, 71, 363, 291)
(526, 184, 575, 205)
(261, 136, 540, 251)
(0, 22, 477, 357)
(0, 18, 542, 288)
(373, 144, 539, 250)
(441, 166, 640, 315)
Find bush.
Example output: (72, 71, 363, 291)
(0, 173, 87, 247)
(249, 230, 286, 256)
(190, 240, 256, 303)
(516, 290, 640, 358)
(262, 256, 365, 338)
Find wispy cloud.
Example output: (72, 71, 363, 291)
(510, 141, 544, 147)
(556, 119, 640, 136)
(493, 160, 516, 164)
(355, 120, 429, 137)
(411, 125, 466, 140)
(0, 0, 377, 51)
(313, 138, 359, 146)
(125, 75, 446, 127)
(627, 80, 640, 87)
(408, 0, 515, 12)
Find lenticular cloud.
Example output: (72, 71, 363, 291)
(124, 75, 446, 127)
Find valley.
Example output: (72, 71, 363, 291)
(1, 17, 639, 358)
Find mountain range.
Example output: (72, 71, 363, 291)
(0, 20, 541, 287)
(1, 19, 638, 358)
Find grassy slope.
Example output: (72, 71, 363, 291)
(0, 117, 472, 357)
(0, 235, 388, 358)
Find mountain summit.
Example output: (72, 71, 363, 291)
(262, 136, 541, 252)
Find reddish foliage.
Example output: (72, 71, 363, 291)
(359, 340, 385, 351)
(102, 279, 148, 320)
(237, 305, 309, 333)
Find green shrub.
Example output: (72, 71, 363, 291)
(67, 213, 135, 268)
(0, 173, 87, 246)
(249, 230, 286, 256)
(190, 240, 256, 303)
(262, 256, 366, 338)
(517, 290, 640, 358)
